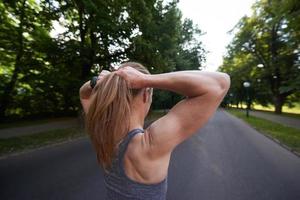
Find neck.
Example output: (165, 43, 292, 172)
(129, 110, 145, 131)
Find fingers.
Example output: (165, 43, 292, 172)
(98, 65, 132, 78)
(114, 69, 125, 78)
(115, 66, 128, 74)
(100, 70, 110, 75)
(98, 70, 111, 79)
(114, 65, 134, 78)
(119, 66, 133, 71)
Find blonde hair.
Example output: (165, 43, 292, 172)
(85, 62, 150, 172)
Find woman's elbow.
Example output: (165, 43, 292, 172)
(219, 73, 231, 91)
(210, 73, 231, 98)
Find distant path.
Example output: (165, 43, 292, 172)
(0, 109, 299, 200)
(247, 110, 300, 130)
(0, 118, 79, 139)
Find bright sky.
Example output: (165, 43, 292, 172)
(178, 0, 256, 71)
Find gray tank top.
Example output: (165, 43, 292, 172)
(103, 128, 168, 200)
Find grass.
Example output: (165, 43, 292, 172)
(0, 117, 76, 130)
(253, 102, 300, 114)
(226, 109, 300, 154)
(230, 106, 300, 119)
(0, 127, 85, 157)
(231, 102, 300, 116)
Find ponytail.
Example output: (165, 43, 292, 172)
(85, 62, 149, 172)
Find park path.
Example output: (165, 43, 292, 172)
(247, 109, 300, 130)
(0, 109, 299, 200)
(0, 118, 79, 139)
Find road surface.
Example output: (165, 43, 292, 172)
(0, 109, 299, 200)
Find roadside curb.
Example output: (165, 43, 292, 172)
(258, 130, 300, 158)
(223, 110, 300, 158)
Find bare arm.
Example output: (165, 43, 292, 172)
(123, 69, 230, 158)
(143, 70, 230, 98)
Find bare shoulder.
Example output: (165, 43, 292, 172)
(123, 131, 170, 184)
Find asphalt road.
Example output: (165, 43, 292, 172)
(0, 109, 300, 200)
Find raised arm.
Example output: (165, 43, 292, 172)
(143, 70, 230, 98)
(117, 68, 230, 158)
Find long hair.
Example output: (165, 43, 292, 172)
(85, 62, 150, 172)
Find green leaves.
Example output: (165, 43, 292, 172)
(0, 0, 206, 119)
(221, 0, 300, 113)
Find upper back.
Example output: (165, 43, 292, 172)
(104, 128, 168, 200)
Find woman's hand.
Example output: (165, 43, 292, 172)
(98, 70, 111, 79)
(114, 66, 147, 89)
(80, 69, 112, 114)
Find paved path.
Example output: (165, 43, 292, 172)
(248, 110, 300, 130)
(0, 110, 299, 200)
(0, 118, 79, 139)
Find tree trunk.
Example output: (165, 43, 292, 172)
(77, 3, 90, 79)
(273, 95, 284, 114)
(269, 22, 283, 115)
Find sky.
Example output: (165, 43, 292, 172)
(178, 0, 256, 71)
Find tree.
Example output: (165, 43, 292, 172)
(0, 0, 60, 120)
(221, 0, 300, 114)
(0, 0, 206, 119)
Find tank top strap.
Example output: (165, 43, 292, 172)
(126, 128, 144, 141)
(118, 128, 144, 153)
(115, 128, 144, 172)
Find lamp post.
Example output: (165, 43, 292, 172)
(229, 93, 233, 107)
(243, 81, 251, 117)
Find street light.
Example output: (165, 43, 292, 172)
(257, 64, 264, 68)
(229, 93, 233, 107)
(243, 81, 251, 117)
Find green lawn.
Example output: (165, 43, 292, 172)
(253, 102, 300, 114)
(230, 106, 300, 119)
(0, 127, 85, 156)
(231, 102, 300, 116)
(0, 117, 77, 130)
(226, 109, 300, 154)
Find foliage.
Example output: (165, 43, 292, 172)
(220, 0, 300, 114)
(0, 0, 206, 120)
